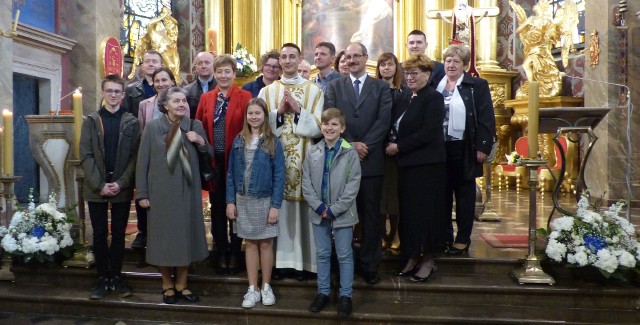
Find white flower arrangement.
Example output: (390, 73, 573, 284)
(505, 151, 522, 165)
(544, 192, 640, 280)
(231, 43, 258, 75)
(0, 190, 74, 263)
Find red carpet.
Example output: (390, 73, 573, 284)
(480, 233, 528, 248)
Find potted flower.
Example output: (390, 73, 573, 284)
(0, 191, 75, 264)
(543, 192, 640, 281)
(231, 43, 258, 77)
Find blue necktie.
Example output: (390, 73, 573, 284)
(353, 79, 361, 102)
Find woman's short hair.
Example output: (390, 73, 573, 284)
(443, 45, 471, 66)
(402, 54, 434, 73)
(158, 87, 188, 114)
(152, 67, 176, 86)
(213, 54, 237, 72)
(260, 50, 280, 67)
(376, 53, 402, 89)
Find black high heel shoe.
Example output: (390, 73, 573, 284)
(446, 243, 471, 255)
(409, 265, 437, 283)
(396, 262, 419, 277)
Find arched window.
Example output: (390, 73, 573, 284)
(120, 0, 172, 58)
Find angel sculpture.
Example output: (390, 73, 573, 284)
(509, 0, 578, 98)
(127, 7, 181, 82)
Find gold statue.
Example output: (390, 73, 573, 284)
(509, 0, 578, 98)
(127, 7, 181, 82)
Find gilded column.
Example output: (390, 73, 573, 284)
(474, 0, 500, 69)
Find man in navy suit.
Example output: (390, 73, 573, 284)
(324, 43, 392, 285)
(406, 30, 445, 87)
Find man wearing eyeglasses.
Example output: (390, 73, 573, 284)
(185, 51, 218, 119)
(324, 42, 392, 285)
(243, 50, 281, 98)
(81, 74, 140, 300)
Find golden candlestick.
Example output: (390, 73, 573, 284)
(0, 175, 22, 281)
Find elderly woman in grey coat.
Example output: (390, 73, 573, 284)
(136, 87, 212, 304)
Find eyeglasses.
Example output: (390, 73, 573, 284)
(403, 71, 422, 78)
(263, 64, 280, 70)
(344, 54, 365, 61)
(104, 89, 123, 95)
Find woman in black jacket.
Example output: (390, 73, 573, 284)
(385, 54, 447, 282)
(434, 45, 496, 255)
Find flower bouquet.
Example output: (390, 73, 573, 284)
(0, 191, 75, 263)
(543, 192, 640, 281)
(505, 151, 522, 165)
(232, 43, 258, 76)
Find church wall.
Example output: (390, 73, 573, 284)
(584, 0, 639, 205)
(68, 0, 120, 109)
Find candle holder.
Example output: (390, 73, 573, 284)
(0, 175, 22, 281)
(63, 160, 94, 268)
(510, 159, 555, 285)
(477, 162, 501, 222)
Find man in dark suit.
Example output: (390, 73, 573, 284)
(184, 51, 217, 119)
(406, 30, 445, 87)
(324, 42, 392, 285)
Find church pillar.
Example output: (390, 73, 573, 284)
(0, 0, 13, 112)
(68, 0, 120, 109)
(474, 0, 500, 69)
(585, 0, 640, 204)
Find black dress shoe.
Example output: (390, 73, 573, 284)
(409, 265, 437, 283)
(396, 263, 419, 277)
(228, 254, 240, 275)
(308, 293, 330, 313)
(162, 288, 177, 304)
(176, 288, 199, 303)
(272, 268, 283, 280)
(131, 233, 146, 249)
(446, 243, 471, 255)
(364, 271, 380, 284)
(337, 296, 352, 317)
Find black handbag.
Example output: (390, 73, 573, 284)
(189, 120, 216, 187)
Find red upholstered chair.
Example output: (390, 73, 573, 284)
(539, 136, 568, 191)
(494, 136, 529, 190)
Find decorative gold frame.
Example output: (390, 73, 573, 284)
(205, 0, 452, 70)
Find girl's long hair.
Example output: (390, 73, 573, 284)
(376, 53, 403, 89)
(241, 98, 276, 156)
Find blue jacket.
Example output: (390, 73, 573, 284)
(226, 134, 285, 208)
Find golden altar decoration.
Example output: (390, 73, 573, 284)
(500, 96, 583, 191)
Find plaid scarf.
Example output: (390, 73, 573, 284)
(165, 117, 193, 186)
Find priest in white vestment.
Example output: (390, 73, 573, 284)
(258, 43, 324, 273)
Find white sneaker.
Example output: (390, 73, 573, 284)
(242, 286, 261, 308)
(261, 283, 276, 306)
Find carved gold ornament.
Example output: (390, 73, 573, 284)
(588, 30, 600, 68)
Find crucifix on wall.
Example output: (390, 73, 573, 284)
(427, 0, 499, 76)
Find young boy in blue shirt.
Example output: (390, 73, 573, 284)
(302, 108, 361, 317)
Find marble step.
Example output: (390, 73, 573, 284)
(0, 281, 639, 324)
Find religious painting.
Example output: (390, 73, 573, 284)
(301, 0, 394, 63)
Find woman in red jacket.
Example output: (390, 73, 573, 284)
(196, 54, 252, 275)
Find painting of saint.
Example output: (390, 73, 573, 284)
(301, 0, 394, 63)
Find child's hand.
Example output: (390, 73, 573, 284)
(268, 207, 279, 224)
(226, 203, 237, 220)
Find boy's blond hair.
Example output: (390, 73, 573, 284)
(321, 108, 345, 126)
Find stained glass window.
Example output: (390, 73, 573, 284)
(120, 0, 172, 58)
(548, 0, 586, 46)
